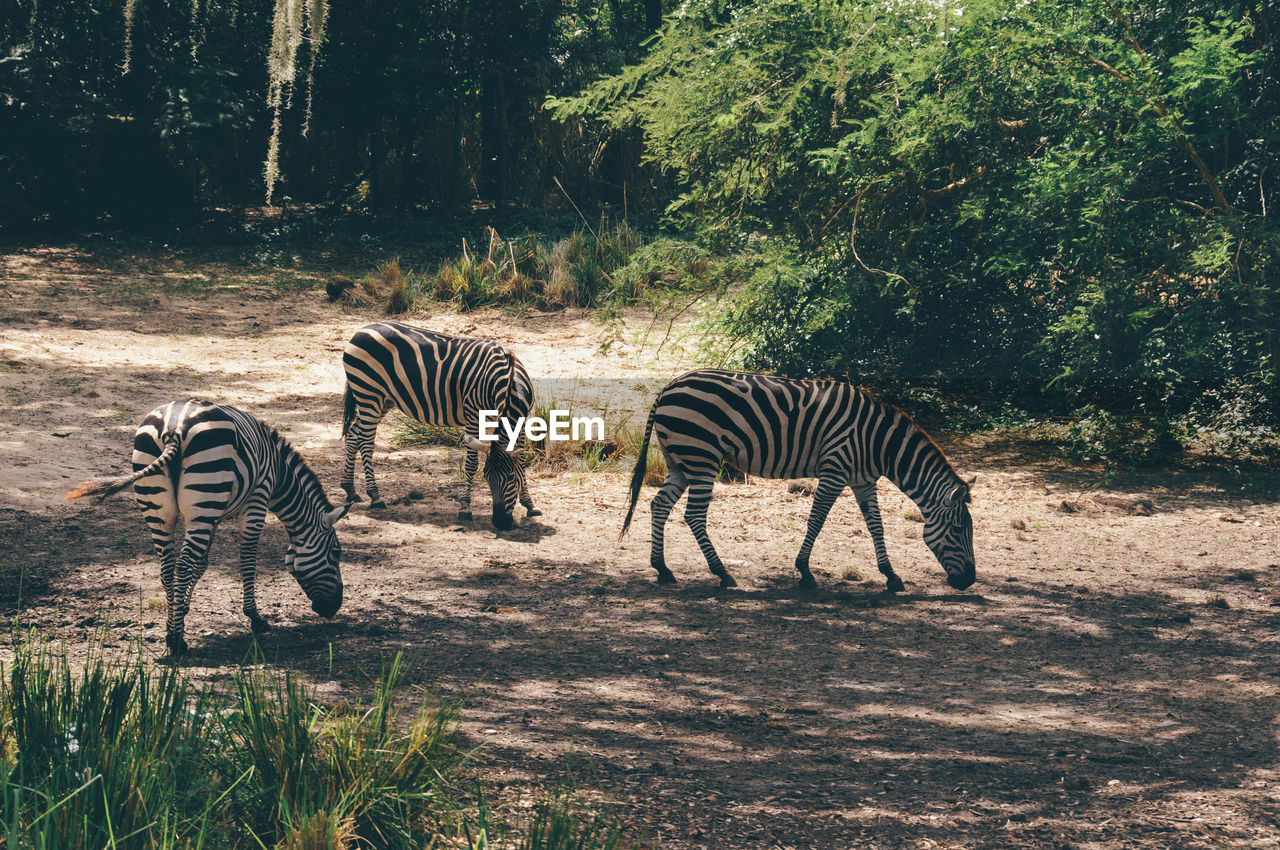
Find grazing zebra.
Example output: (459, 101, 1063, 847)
(341, 320, 539, 530)
(66, 399, 349, 658)
(623, 369, 976, 591)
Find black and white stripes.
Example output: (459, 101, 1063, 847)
(66, 399, 348, 657)
(341, 320, 538, 530)
(623, 369, 976, 591)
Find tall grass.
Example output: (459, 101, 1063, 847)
(0, 637, 629, 849)
(232, 653, 462, 848)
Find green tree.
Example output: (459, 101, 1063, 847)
(558, 0, 1278, 431)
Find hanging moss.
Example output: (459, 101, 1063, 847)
(264, 0, 327, 202)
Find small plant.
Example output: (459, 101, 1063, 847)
(392, 414, 463, 447)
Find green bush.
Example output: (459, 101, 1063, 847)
(558, 0, 1280, 444)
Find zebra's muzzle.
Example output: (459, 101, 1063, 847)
(946, 568, 975, 591)
(311, 586, 343, 618)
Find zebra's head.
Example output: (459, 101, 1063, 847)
(465, 436, 527, 531)
(922, 476, 976, 590)
(285, 502, 350, 618)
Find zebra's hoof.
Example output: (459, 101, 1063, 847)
(717, 574, 738, 589)
(343, 490, 363, 504)
(885, 576, 905, 593)
(369, 499, 387, 510)
(526, 508, 543, 517)
(655, 569, 677, 585)
(797, 575, 818, 590)
(251, 618, 272, 635)
(457, 510, 473, 521)
(165, 636, 189, 659)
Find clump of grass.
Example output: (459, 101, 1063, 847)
(0, 635, 223, 848)
(391, 413, 463, 447)
(0, 637, 467, 850)
(232, 654, 463, 848)
(375, 220, 721, 315)
(325, 275, 380, 307)
(382, 259, 414, 314)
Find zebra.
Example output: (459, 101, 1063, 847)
(66, 399, 349, 658)
(341, 320, 539, 530)
(622, 369, 976, 591)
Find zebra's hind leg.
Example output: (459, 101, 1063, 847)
(357, 419, 386, 509)
(852, 484, 904, 593)
(137, 479, 181, 643)
(341, 423, 363, 504)
(236, 499, 271, 635)
(683, 478, 737, 589)
(648, 468, 688, 584)
(458, 447, 479, 521)
(148, 517, 180, 625)
(794, 472, 849, 589)
(166, 525, 216, 658)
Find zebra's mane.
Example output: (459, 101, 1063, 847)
(857, 387, 969, 499)
(268, 427, 332, 510)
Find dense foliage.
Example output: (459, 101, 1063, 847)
(0, 0, 668, 226)
(560, 0, 1279, 441)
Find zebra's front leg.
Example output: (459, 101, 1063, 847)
(684, 479, 737, 589)
(648, 469, 688, 584)
(515, 435, 541, 517)
(852, 484, 904, 593)
(458, 448, 478, 521)
(794, 473, 849, 589)
(167, 526, 216, 658)
(236, 500, 271, 636)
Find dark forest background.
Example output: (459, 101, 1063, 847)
(2, 0, 1278, 458)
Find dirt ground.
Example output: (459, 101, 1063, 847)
(2, 242, 1280, 848)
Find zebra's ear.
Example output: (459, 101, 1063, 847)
(964, 473, 977, 488)
(464, 435, 493, 454)
(323, 502, 351, 528)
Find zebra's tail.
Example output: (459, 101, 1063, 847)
(65, 436, 181, 507)
(621, 403, 657, 537)
(341, 381, 356, 438)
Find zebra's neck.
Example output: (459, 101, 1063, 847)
(881, 423, 963, 509)
(269, 436, 331, 535)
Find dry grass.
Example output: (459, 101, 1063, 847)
(379, 221, 666, 314)
(381, 259, 412, 314)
